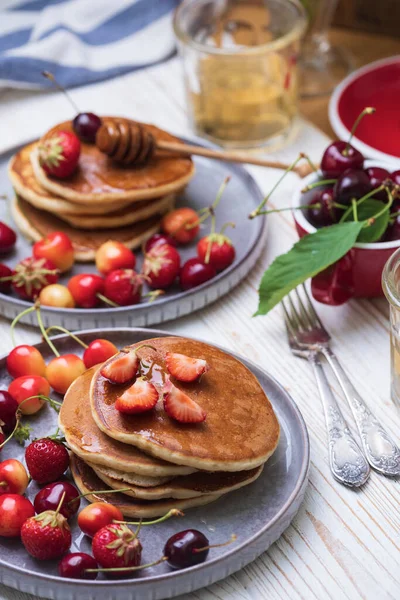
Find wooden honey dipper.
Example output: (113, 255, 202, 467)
(95, 118, 315, 177)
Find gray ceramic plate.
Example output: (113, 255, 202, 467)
(0, 328, 309, 600)
(0, 139, 267, 329)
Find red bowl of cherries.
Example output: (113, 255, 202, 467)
(292, 131, 400, 306)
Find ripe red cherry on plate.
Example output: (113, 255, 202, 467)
(180, 258, 216, 291)
(0, 459, 29, 495)
(59, 552, 98, 580)
(162, 207, 200, 244)
(95, 241, 136, 275)
(34, 481, 80, 519)
(0, 493, 35, 537)
(0, 391, 18, 432)
(103, 269, 143, 306)
(11, 257, 59, 300)
(33, 231, 74, 272)
(78, 502, 123, 537)
(6, 345, 46, 378)
(46, 353, 86, 395)
(67, 273, 104, 308)
(83, 339, 118, 369)
(0, 263, 12, 294)
(73, 112, 102, 143)
(142, 244, 180, 289)
(8, 374, 50, 415)
(0, 222, 16, 254)
(164, 529, 210, 569)
(38, 130, 81, 179)
(144, 233, 177, 252)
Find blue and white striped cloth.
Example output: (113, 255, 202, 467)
(0, 0, 180, 90)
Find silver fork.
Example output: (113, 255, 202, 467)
(283, 284, 400, 479)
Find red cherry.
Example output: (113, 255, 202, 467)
(12, 257, 59, 300)
(164, 529, 210, 569)
(142, 244, 180, 289)
(320, 141, 364, 178)
(333, 169, 372, 205)
(59, 552, 98, 580)
(78, 502, 123, 537)
(365, 167, 390, 202)
(0, 493, 35, 537)
(8, 375, 50, 415)
(197, 235, 235, 272)
(0, 391, 18, 432)
(0, 263, 12, 294)
(161, 207, 200, 244)
(390, 170, 400, 186)
(33, 231, 74, 272)
(307, 187, 340, 227)
(67, 273, 104, 308)
(0, 459, 29, 495)
(103, 269, 143, 306)
(83, 339, 118, 369)
(34, 481, 80, 519)
(180, 258, 216, 290)
(95, 241, 136, 275)
(7, 345, 46, 378)
(73, 112, 102, 144)
(144, 233, 177, 252)
(46, 354, 86, 395)
(0, 222, 16, 254)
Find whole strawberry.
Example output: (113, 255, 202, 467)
(38, 131, 81, 179)
(25, 438, 69, 484)
(21, 508, 71, 560)
(11, 257, 59, 300)
(142, 244, 180, 289)
(92, 524, 142, 574)
(197, 233, 235, 272)
(103, 269, 143, 306)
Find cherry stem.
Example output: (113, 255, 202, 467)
(362, 189, 393, 226)
(339, 185, 386, 223)
(145, 290, 165, 303)
(45, 325, 88, 349)
(67, 487, 131, 505)
(10, 305, 37, 347)
(97, 292, 119, 308)
(55, 491, 66, 517)
(249, 153, 305, 219)
(114, 508, 184, 526)
(193, 533, 237, 554)
(344, 107, 376, 156)
(301, 179, 337, 192)
(86, 556, 168, 574)
(0, 411, 21, 449)
(187, 175, 231, 232)
(42, 71, 80, 114)
(351, 198, 358, 222)
(36, 305, 60, 357)
(220, 222, 235, 235)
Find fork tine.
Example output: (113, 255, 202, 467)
(302, 283, 329, 334)
(294, 287, 314, 329)
(287, 292, 306, 332)
(281, 298, 297, 339)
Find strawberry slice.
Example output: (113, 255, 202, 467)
(163, 379, 206, 423)
(100, 350, 139, 384)
(115, 379, 159, 414)
(165, 352, 209, 382)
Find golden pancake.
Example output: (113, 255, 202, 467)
(31, 119, 195, 204)
(59, 369, 195, 477)
(88, 463, 173, 487)
(91, 337, 280, 472)
(12, 195, 161, 262)
(60, 192, 175, 230)
(71, 455, 221, 518)
(93, 463, 263, 500)
(9, 143, 131, 215)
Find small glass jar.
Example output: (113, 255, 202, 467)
(173, 0, 307, 149)
(382, 247, 400, 406)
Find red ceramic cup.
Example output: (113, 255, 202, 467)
(292, 160, 400, 306)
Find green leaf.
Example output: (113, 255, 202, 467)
(343, 198, 389, 243)
(256, 221, 364, 316)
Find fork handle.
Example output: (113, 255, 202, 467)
(322, 348, 400, 476)
(309, 352, 370, 487)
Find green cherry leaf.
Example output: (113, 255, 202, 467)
(343, 198, 390, 243)
(256, 221, 364, 316)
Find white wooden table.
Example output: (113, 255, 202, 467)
(0, 57, 399, 600)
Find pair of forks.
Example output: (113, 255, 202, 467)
(282, 284, 400, 487)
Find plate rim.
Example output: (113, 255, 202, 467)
(0, 135, 267, 317)
(329, 55, 400, 164)
(0, 326, 310, 591)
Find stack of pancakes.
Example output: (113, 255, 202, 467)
(59, 336, 280, 517)
(9, 119, 195, 261)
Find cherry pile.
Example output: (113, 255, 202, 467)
(0, 193, 236, 309)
